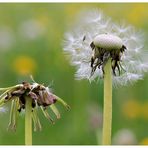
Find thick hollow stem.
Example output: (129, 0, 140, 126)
(25, 96, 32, 145)
(102, 58, 112, 145)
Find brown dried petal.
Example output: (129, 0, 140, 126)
(38, 90, 45, 105)
(42, 91, 57, 105)
(36, 95, 43, 106)
(28, 92, 38, 100)
(11, 89, 25, 97)
(5, 92, 12, 100)
(22, 82, 31, 90)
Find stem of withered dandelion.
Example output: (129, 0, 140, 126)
(25, 96, 32, 145)
(102, 58, 112, 145)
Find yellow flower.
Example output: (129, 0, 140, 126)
(122, 100, 141, 119)
(127, 4, 147, 26)
(12, 56, 36, 75)
(140, 137, 148, 145)
(140, 102, 148, 119)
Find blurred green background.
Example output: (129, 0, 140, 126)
(0, 3, 148, 145)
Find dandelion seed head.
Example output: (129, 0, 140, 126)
(63, 9, 148, 86)
(113, 129, 137, 145)
(19, 19, 45, 40)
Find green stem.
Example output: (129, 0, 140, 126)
(102, 58, 112, 145)
(25, 96, 32, 145)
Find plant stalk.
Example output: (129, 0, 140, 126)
(25, 96, 32, 145)
(102, 58, 112, 145)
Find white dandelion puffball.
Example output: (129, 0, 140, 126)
(19, 19, 46, 40)
(0, 27, 15, 50)
(63, 9, 148, 86)
(112, 129, 137, 145)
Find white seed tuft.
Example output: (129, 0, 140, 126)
(63, 9, 148, 86)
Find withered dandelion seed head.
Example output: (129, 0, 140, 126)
(0, 78, 70, 131)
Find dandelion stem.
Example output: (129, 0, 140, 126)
(102, 58, 112, 145)
(25, 96, 32, 145)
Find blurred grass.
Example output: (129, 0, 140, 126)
(0, 3, 148, 145)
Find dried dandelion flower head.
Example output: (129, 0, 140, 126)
(0, 78, 70, 131)
(63, 9, 148, 86)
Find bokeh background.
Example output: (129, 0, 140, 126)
(0, 3, 148, 145)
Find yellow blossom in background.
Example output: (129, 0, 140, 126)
(140, 102, 148, 120)
(122, 100, 141, 119)
(38, 15, 50, 27)
(140, 137, 148, 145)
(126, 4, 148, 26)
(122, 100, 148, 120)
(12, 55, 36, 75)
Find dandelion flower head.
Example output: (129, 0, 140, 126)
(63, 9, 148, 86)
(0, 78, 70, 131)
